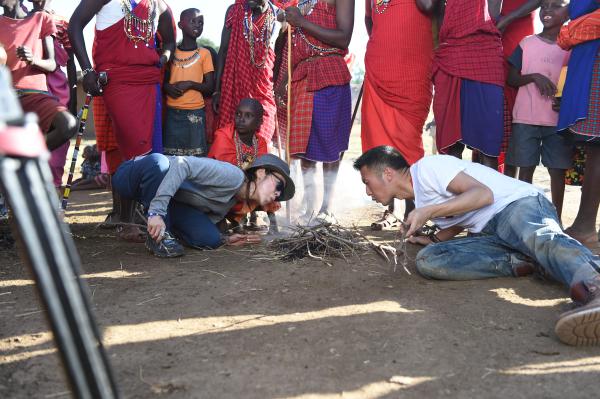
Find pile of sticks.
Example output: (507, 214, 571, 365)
(265, 222, 407, 271)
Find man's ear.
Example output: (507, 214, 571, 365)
(382, 166, 394, 182)
(178, 21, 183, 30)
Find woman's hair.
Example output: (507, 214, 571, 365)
(353, 145, 410, 174)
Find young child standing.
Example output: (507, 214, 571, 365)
(0, 0, 76, 151)
(163, 8, 214, 156)
(505, 0, 572, 220)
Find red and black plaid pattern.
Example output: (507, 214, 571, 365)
(217, 3, 277, 141)
(571, 51, 600, 137)
(434, 0, 505, 86)
(290, 1, 351, 91)
(93, 96, 118, 152)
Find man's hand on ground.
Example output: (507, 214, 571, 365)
(147, 215, 166, 243)
(225, 233, 262, 246)
(406, 235, 433, 246)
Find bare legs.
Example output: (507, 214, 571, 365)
(46, 111, 77, 151)
(567, 144, 600, 246)
(448, 143, 498, 169)
(300, 156, 342, 217)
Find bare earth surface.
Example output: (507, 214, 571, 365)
(1, 128, 600, 399)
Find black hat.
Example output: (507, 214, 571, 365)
(247, 154, 295, 201)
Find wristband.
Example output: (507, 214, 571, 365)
(147, 212, 163, 218)
(82, 68, 95, 77)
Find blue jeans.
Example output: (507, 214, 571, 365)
(112, 154, 222, 248)
(416, 194, 600, 288)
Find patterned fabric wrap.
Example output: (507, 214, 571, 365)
(277, 0, 351, 157)
(557, 0, 600, 131)
(433, 0, 505, 86)
(92, 0, 162, 160)
(362, 0, 433, 165)
(558, 7, 600, 50)
(303, 84, 351, 162)
(570, 50, 600, 137)
(290, 2, 350, 91)
(217, 2, 277, 142)
(93, 96, 118, 152)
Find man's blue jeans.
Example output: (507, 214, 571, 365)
(416, 194, 600, 289)
(112, 154, 222, 249)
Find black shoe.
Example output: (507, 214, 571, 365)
(145, 232, 184, 258)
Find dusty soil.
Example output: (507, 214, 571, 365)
(1, 130, 600, 399)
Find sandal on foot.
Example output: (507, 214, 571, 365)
(116, 225, 146, 243)
(371, 211, 400, 231)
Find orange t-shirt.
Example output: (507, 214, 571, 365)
(0, 12, 57, 91)
(166, 47, 214, 110)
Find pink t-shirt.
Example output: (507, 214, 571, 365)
(512, 35, 570, 126)
(0, 12, 57, 91)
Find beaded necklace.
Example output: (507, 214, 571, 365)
(234, 131, 259, 170)
(373, 0, 391, 14)
(173, 49, 201, 68)
(242, 3, 276, 68)
(294, 0, 343, 56)
(120, 0, 157, 48)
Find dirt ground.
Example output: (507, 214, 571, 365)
(1, 128, 600, 399)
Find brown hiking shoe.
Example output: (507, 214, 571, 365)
(555, 278, 600, 346)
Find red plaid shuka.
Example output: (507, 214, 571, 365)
(276, 0, 351, 156)
(216, 1, 277, 142)
(433, 0, 505, 86)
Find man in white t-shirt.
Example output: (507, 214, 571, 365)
(354, 145, 600, 347)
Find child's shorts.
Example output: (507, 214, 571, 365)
(163, 107, 206, 156)
(505, 123, 573, 169)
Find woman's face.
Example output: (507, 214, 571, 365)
(252, 169, 284, 206)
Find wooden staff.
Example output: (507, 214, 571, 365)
(286, 25, 293, 223)
(61, 72, 107, 211)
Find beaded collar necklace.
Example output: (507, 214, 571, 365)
(243, 3, 276, 68)
(120, 0, 157, 48)
(173, 48, 201, 68)
(234, 131, 259, 170)
(373, 0, 391, 14)
(294, 0, 343, 55)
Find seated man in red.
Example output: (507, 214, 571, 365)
(209, 98, 281, 232)
(0, 0, 76, 151)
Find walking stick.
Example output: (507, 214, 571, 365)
(286, 25, 293, 223)
(351, 81, 364, 126)
(61, 72, 107, 211)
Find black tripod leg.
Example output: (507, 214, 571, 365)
(0, 155, 119, 399)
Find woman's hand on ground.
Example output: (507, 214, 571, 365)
(225, 233, 262, 246)
(147, 215, 166, 242)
